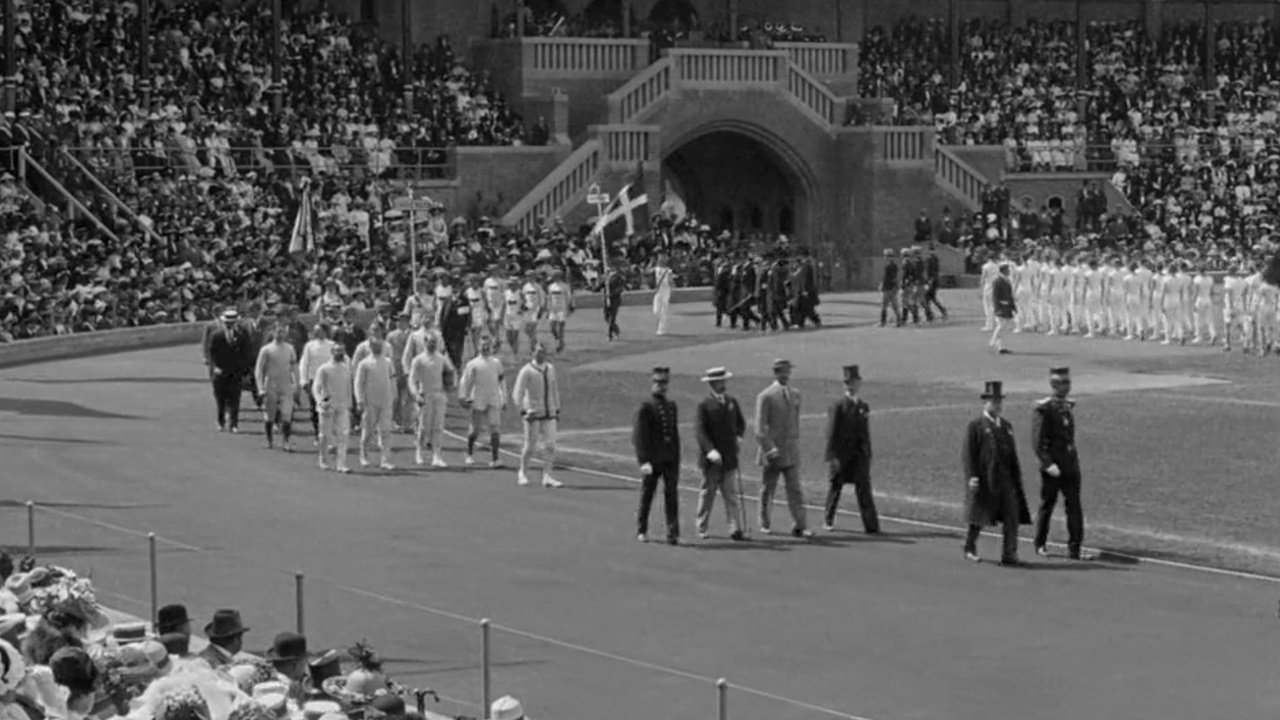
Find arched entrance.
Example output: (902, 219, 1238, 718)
(660, 125, 814, 243)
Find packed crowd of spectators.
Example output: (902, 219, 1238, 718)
(0, 552, 530, 720)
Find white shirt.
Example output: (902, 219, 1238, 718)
(459, 354, 506, 410)
(313, 360, 354, 410)
(1224, 275, 1244, 311)
(547, 281, 572, 312)
(402, 328, 444, 371)
(254, 341, 297, 394)
(1193, 274, 1214, 307)
(409, 351, 455, 398)
(354, 354, 396, 408)
(512, 361, 560, 419)
(522, 282, 544, 315)
(483, 277, 506, 312)
(980, 260, 999, 287)
(299, 338, 335, 383)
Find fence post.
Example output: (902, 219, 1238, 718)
(26, 501, 35, 558)
(480, 619, 491, 715)
(148, 533, 158, 629)
(294, 573, 305, 635)
(717, 678, 728, 720)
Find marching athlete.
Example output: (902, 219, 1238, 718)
(408, 333, 455, 468)
(484, 269, 507, 350)
(653, 253, 674, 336)
(979, 253, 1000, 331)
(254, 324, 299, 451)
(354, 338, 397, 470)
(1191, 264, 1217, 346)
(545, 270, 573, 354)
(512, 342, 564, 488)
(465, 275, 489, 357)
(458, 335, 506, 468)
(313, 344, 354, 473)
(521, 272, 546, 352)
(1222, 262, 1246, 352)
(603, 263, 625, 341)
(503, 277, 526, 357)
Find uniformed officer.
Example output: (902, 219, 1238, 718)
(633, 367, 681, 545)
(603, 262, 625, 341)
(900, 248, 921, 325)
(879, 249, 901, 327)
(822, 365, 879, 533)
(713, 255, 733, 328)
(923, 244, 949, 320)
(1032, 367, 1092, 560)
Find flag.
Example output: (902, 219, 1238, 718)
(591, 182, 650, 247)
(288, 186, 315, 255)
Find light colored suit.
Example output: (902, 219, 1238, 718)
(754, 381, 808, 532)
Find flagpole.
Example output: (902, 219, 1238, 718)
(408, 186, 417, 283)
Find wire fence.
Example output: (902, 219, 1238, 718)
(2, 501, 872, 720)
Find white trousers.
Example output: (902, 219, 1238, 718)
(981, 285, 994, 329)
(417, 392, 448, 452)
(654, 294, 671, 335)
(320, 408, 351, 469)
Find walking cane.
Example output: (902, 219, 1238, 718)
(734, 467, 750, 539)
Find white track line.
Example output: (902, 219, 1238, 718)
(1142, 392, 1280, 409)
(443, 429, 1280, 585)
(558, 403, 970, 438)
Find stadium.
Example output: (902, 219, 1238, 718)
(3, 1, 1280, 719)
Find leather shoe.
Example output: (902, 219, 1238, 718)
(1069, 549, 1094, 561)
(792, 528, 814, 539)
(667, 536, 679, 546)
(999, 557, 1022, 567)
(729, 530, 745, 542)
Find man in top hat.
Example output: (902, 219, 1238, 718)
(754, 359, 813, 538)
(822, 365, 879, 533)
(1032, 368, 1091, 560)
(632, 367, 681, 544)
(602, 261, 626, 341)
(254, 324, 300, 452)
(962, 381, 1031, 565)
(989, 263, 1016, 354)
(265, 632, 311, 696)
(156, 604, 190, 639)
(199, 609, 251, 669)
(652, 253, 674, 336)
(694, 367, 747, 541)
(207, 308, 249, 433)
(879, 249, 901, 328)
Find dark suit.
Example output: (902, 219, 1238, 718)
(713, 263, 732, 327)
(332, 323, 366, 357)
(694, 393, 747, 535)
(924, 253, 947, 317)
(822, 394, 878, 531)
(603, 270, 625, 339)
(992, 275, 1016, 319)
(880, 261, 900, 326)
(632, 394, 681, 540)
(1031, 397, 1084, 554)
(207, 324, 249, 429)
(962, 413, 1031, 560)
(438, 293, 470, 368)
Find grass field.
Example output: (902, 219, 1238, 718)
(3, 288, 1280, 720)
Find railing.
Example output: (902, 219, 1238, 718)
(596, 125, 657, 166)
(674, 48, 784, 86)
(501, 138, 603, 233)
(774, 42, 857, 79)
(879, 126, 932, 163)
(934, 146, 986, 212)
(527, 37, 650, 74)
(62, 145, 458, 182)
(607, 56, 674, 125)
(17, 148, 122, 243)
(787, 64, 839, 125)
(59, 149, 169, 248)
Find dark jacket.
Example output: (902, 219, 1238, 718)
(438, 292, 471, 340)
(207, 325, 248, 373)
(1032, 397, 1079, 477)
(333, 323, 366, 357)
(962, 414, 1031, 527)
(633, 395, 680, 465)
(880, 261, 899, 291)
(992, 275, 1016, 318)
(604, 270, 625, 305)
(695, 393, 746, 472)
(925, 253, 940, 283)
(714, 264, 733, 310)
(824, 395, 871, 483)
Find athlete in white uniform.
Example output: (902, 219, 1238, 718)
(1013, 257, 1032, 333)
(1046, 258, 1066, 335)
(1121, 263, 1140, 340)
(484, 271, 507, 348)
(1258, 268, 1280, 355)
(1083, 260, 1104, 338)
(1105, 257, 1125, 335)
(1222, 263, 1246, 352)
(545, 270, 573, 353)
(1133, 260, 1155, 340)
(979, 256, 1000, 331)
(1191, 264, 1217, 345)
(503, 278, 526, 357)
(522, 274, 546, 350)
(1157, 263, 1182, 345)
(1026, 252, 1045, 332)
(464, 275, 489, 356)
(1243, 263, 1264, 354)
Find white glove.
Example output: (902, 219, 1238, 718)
(968, 476, 980, 490)
(706, 450, 722, 464)
(640, 463, 653, 476)
(1045, 464, 1061, 478)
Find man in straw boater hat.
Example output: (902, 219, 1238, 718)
(694, 367, 748, 541)
(754, 359, 813, 539)
(821, 365, 879, 534)
(1031, 367, 1093, 560)
(961, 380, 1031, 566)
(206, 307, 250, 433)
(632, 367, 681, 544)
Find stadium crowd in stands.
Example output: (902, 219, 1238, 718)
(0, 551, 530, 720)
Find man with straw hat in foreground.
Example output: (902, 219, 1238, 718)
(962, 380, 1031, 565)
(694, 367, 747, 541)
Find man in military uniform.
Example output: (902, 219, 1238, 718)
(822, 365, 878, 533)
(790, 248, 822, 329)
(879, 249, 901, 327)
(923, 244, 948, 320)
(961, 380, 1031, 565)
(730, 254, 758, 331)
(603, 261, 625, 341)
(767, 253, 791, 330)
(1032, 367, 1092, 560)
(910, 247, 933, 322)
(899, 248, 921, 325)
(633, 367, 681, 545)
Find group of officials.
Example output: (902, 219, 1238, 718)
(632, 359, 1089, 565)
(711, 247, 823, 333)
(877, 245, 950, 328)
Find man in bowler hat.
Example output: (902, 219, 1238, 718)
(199, 609, 251, 668)
(822, 365, 879, 533)
(755, 359, 813, 538)
(694, 367, 748, 541)
(633, 367, 681, 544)
(1032, 367, 1092, 560)
(266, 632, 312, 695)
(962, 381, 1031, 565)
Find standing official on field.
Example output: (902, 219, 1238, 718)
(962, 381, 1031, 565)
(633, 367, 681, 545)
(754, 359, 813, 538)
(207, 308, 248, 433)
(694, 367, 747, 542)
(1032, 367, 1091, 560)
(822, 365, 879, 534)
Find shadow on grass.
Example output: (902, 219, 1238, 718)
(684, 539, 792, 552)
(12, 377, 207, 386)
(0, 433, 115, 445)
